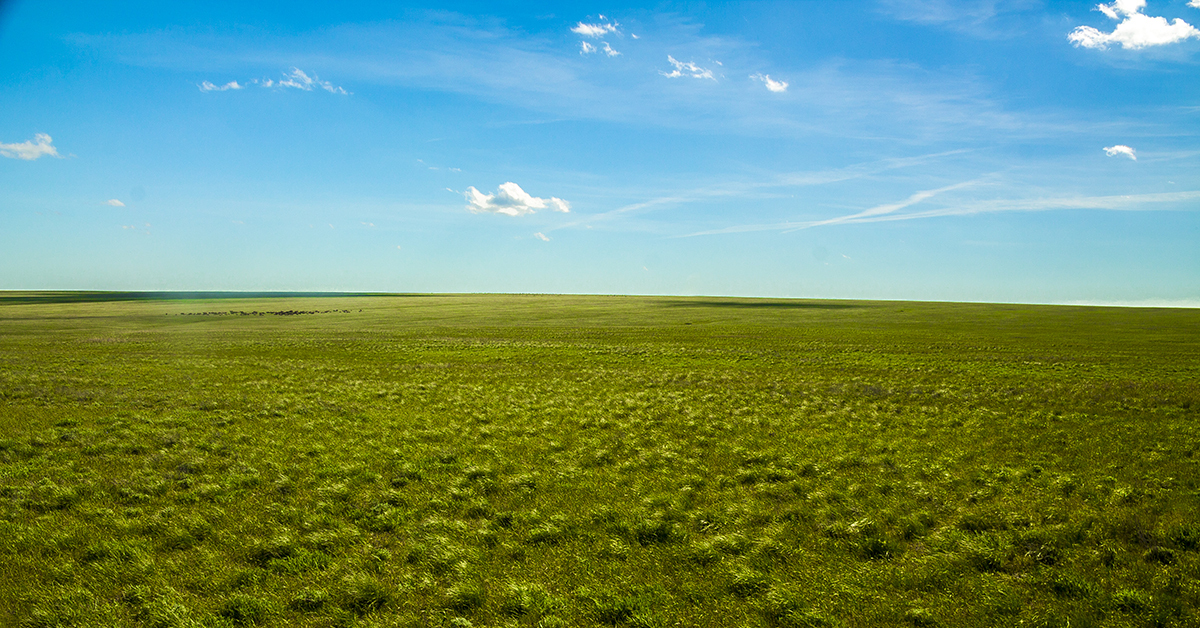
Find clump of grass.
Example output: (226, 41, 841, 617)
(218, 593, 273, 626)
(903, 607, 938, 627)
(288, 588, 329, 612)
(445, 582, 486, 613)
(246, 534, 296, 567)
(729, 566, 770, 597)
(499, 582, 560, 618)
(631, 517, 681, 545)
(1111, 588, 1151, 613)
(339, 574, 393, 615)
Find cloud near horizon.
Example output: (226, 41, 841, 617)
(1069, 0, 1200, 49)
(0, 133, 60, 160)
(105, 199, 125, 206)
(1104, 144, 1137, 159)
(464, 182, 571, 216)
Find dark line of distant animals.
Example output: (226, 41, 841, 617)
(170, 310, 360, 316)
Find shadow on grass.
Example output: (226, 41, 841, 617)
(662, 299, 862, 310)
(0, 292, 414, 305)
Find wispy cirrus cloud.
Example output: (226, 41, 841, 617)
(464, 182, 570, 216)
(1104, 144, 1137, 159)
(573, 16, 621, 57)
(199, 80, 242, 92)
(1069, 0, 1200, 49)
(105, 199, 125, 207)
(792, 179, 986, 230)
(550, 150, 976, 234)
(683, 188, 1200, 236)
(77, 15, 1120, 143)
(580, 41, 620, 56)
(0, 133, 60, 160)
(661, 55, 715, 80)
(200, 68, 348, 94)
(876, 0, 1041, 38)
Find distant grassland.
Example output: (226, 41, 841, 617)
(1, 293, 1198, 628)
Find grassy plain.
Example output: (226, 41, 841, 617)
(1, 292, 1198, 627)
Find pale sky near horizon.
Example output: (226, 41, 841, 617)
(1, 0, 1197, 305)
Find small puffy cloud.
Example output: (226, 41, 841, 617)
(464, 182, 571, 217)
(0, 133, 60, 160)
(534, 232, 550, 241)
(602, 42, 620, 57)
(105, 199, 125, 207)
(199, 80, 242, 92)
(1191, 0, 1200, 8)
(1104, 144, 1137, 159)
(751, 73, 788, 92)
(580, 41, 596, 54)
(572, 20, 619, 37)
(661, 56, 715, 80)
(1070, 1, 1200, 49)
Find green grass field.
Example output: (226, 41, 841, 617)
(1, 293, 1198, 627)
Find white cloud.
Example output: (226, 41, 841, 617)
(571, 21, 619, 37)
(0, 133, 60, 160)
(534, 232, 550, 241)
(1097, 0, 1146, 19)
(661, 56, 715, 80)
(1191, 0, 1200, 8)
(274, 67, 349, 94)
(199, 80, 242, 92)
(464, 182, 571, 216)
(751, 73, 788, 92)
(1104, 144, 1137, 159)
(580, 41, 619, 56)
(105, 199, 125, 206)
(1070, 1, 1200, 49)
(208, 68, 349, 94)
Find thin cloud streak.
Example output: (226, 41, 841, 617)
(683, 190, 1200, 236)
(783, 178, 986, 231)
(551, 150, 976, 233)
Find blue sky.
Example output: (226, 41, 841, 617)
(1, 0, 1197, 304)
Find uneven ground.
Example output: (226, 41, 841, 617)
(1, 293, 1198, 627)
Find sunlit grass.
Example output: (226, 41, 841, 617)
(1, 293, 1198, 626)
